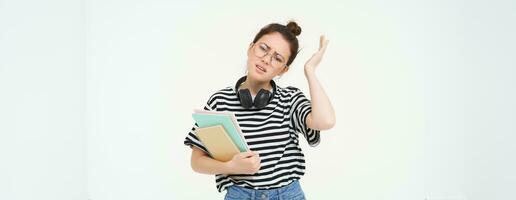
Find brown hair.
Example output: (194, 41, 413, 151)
(251, 21, 302, 66)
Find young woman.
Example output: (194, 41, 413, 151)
(184, 21, 335, 200)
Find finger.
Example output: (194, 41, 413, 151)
(320, 39, 329, 54)
(247, 151, 260, 158)
(239, 151, 256, 158)
(247, 156, 260, 165)
(319, 35, 325, 49)
(244, 152, 259, 159)
(251, 153, 260, 159)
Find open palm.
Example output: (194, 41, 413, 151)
(304, 35, 329, 75)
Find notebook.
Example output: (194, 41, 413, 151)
(192, 109, 249, 152)
(194, 125, 240, 162)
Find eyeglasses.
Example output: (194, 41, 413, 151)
(252, 42, 288, 68)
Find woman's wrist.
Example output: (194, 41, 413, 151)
(304, 68, 313, 77)
(304, 67, 317, 80)
(221, 160, 233, 174)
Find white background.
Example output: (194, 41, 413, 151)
(1, 0, 515, 200)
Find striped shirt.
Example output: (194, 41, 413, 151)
(184, 85, 321, 192)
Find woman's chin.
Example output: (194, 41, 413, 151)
(248, 71, 271, 82)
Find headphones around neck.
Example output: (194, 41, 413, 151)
(234, 76, 277, 109)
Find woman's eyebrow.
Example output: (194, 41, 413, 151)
(274, 50, 286, 59)
(261, 42, 286, 58)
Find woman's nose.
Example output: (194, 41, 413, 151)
(261, 53, 273, 65)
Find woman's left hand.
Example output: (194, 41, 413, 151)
(304, 35, 329, 76)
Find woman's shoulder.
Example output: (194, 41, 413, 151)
(207, 86, 236, 100)
(215, 86, 235, 95)
(276, 85, 309, 104)
(277, 85, 304, 95)
(203, 87, 236, 110)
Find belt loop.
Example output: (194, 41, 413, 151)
(275, 187, 282, 200)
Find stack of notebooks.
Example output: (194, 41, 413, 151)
(192, 109, 249, 162)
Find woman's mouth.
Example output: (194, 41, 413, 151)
(255, 64, 267, 73)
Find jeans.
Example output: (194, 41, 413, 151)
(224, 180, 306, 200)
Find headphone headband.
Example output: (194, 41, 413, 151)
(234, 76, 277, 109)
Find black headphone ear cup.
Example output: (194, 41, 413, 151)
(238, 89, 253, 108)
(254, 89, 271, 109)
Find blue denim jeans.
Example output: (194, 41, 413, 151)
(224, 180, 306, 200)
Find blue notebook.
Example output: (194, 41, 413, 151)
(192, 109, 249, 152)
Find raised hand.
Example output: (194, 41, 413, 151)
(304, 35, 329, 76)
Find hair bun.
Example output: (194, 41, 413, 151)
(286, 21, 302, 36)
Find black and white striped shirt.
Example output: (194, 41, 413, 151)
(184, 85, 321, 192)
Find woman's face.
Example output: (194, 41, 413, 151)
(246, 32, 290, 83)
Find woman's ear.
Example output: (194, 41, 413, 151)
(279, 66, 289, 75)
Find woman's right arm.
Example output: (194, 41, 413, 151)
(190, 147, 261, 175)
